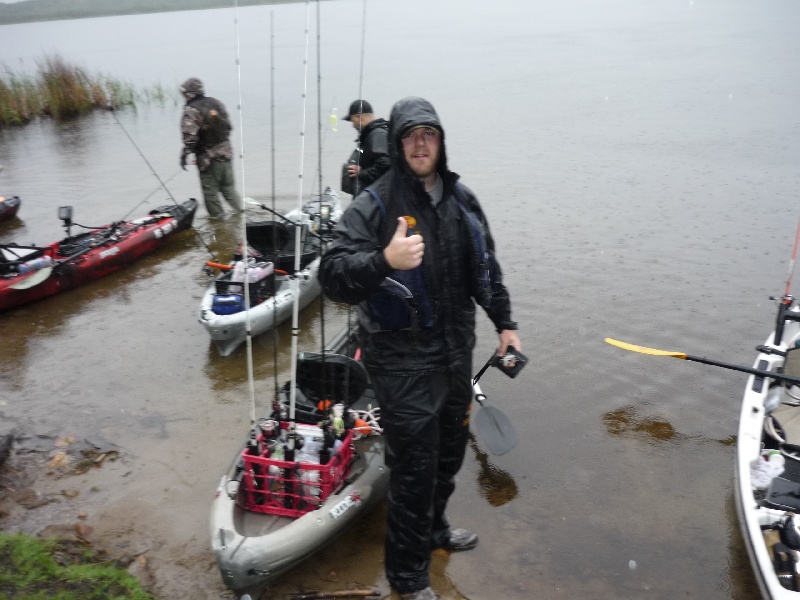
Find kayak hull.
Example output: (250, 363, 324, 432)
(198, 257, 322, 357)
(0, 199, 197, 311)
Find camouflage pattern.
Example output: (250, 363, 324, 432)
(180, 95, 233, 172)
(179, 77, 204, 98)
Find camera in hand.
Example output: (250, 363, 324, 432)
(494, 346, 527, 379)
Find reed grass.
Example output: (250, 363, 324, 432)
(0, 55, 174, 127)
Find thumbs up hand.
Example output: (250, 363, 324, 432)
(383, 217, 424, 270)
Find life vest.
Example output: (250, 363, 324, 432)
(363, 183, 493, 332)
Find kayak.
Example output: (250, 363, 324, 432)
(736, 295, 800, 599)
(209, 323, 388, 596)
(0, 195, 20, 223)
(0, 199, 197, 311)
(198, 189, 342, 356)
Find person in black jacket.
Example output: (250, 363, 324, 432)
(179, 78, 242, 218)
(320, 97, 521, 600)
(341, 99, 390, 196)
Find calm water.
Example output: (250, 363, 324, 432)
(2, 1, 800, 598)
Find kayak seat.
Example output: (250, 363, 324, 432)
(246, 220, 317, 272)
(0, 244, 46, 274)
(246, 220, 292, 255)
(286, 352, 370, 424)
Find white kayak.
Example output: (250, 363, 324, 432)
(199, 257, 322, 357)
(198, 189, 342, 357)
(736, 296, 800, 599)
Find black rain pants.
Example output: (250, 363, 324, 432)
(371, 355, 472, 594)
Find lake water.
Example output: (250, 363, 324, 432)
(1, 0, 799, 598)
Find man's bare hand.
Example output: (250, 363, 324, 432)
(383, 217, 424, 270)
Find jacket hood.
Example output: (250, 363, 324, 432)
(357, 117, 389, 143)
(180, 77, 205, 101)
(388, 97, 448, 176)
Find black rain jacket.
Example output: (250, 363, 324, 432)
(355, 118, 391, 189)
(319, 97, 516, 373)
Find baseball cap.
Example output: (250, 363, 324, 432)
(343, 99, 373, 121)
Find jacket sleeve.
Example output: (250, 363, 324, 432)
(465, 187, 518, 333)
(319, 192, 395, 304)
(357, 128, 391, 186)
(180, 105, 201, 154)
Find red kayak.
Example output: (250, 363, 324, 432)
(0, 195, 21, 223)
(0, 199, 197, 311)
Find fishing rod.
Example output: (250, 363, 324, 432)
(270, 10, 280, 408)
(245, 200, 326, 242)
(343, 0, 369, 347)
(109, 107, 218, 259)
(110, 108, 180, 207)
(771, 216, 800, 346)
(232, 0, 258, 427)
(120, 169, 182, 221)
(316, 0, 327, 360)
(358, 0, 367, 102)
(284, 0, 314, 461)
(348, 0, 369, 198)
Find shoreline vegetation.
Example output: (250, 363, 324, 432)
(0, 55, 172, 127)
(0, 531, 156, 599)
(0, 0, 311, 26)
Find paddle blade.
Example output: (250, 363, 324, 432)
(9, 266, 53, 290)
(475, 405, 518, 456)
(604, 338, 687, 359)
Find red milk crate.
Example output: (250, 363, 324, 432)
(238, 428, 355, 518)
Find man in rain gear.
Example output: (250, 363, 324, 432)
(341, 99, 390, 196)
(320, 97, 521, 600)
(179, 77, 243, 218)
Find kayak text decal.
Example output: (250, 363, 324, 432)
(329, 492, 362, 520)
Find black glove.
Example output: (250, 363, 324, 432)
(180, 150, 189, 171)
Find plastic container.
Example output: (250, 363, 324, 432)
(231, 261, 245, 283)
(17, 255, 53, 274)
(211, 294, 244, 315)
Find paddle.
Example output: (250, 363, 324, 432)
(9, 266, 54, 290)
(6, 239, 107, 290)
(472, 382, 518, 455)
(605, 337, 800, 386)
(471, 354, 519, 456)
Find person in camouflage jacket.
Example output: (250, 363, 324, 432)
(179, 78, 242, 218)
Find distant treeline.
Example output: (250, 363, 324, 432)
(0, 0, 310, 25)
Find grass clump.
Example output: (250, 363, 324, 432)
(0, 531, 156, 599)
(0, 54, 174, 128)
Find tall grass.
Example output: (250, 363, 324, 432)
(0, 55, 175, 127)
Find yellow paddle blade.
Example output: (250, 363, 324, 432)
(604, 338, 688, 359)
